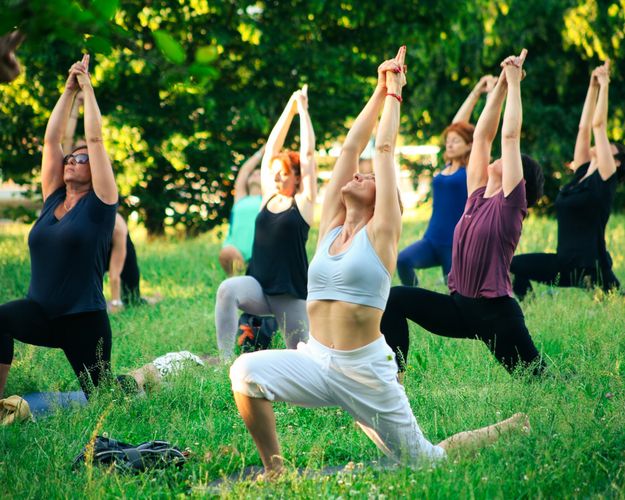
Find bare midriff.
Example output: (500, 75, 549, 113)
(307, 300, 383, 350)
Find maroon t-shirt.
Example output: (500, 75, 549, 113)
(448, 181, 527, 298)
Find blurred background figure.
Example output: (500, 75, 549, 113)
(219, 145, 265, 276)
(0, 31, 24, 83)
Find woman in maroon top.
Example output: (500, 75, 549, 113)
(381, 50, 546, 378)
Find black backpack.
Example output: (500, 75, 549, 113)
(236, 313, 279, 354)
(73, 435, 187, 472)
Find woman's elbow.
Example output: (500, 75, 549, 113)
(502, 131, 521, 142)
(375, 141, 394, 155)
(592, 119, 607, 130)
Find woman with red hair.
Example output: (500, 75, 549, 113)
(396, 75, 496, 287)
(214, 87, 317, 360)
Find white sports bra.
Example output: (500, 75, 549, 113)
(307, 226, 391, 310)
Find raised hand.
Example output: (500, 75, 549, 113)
(296, 84, 308, 111)
(65, 55, 90, 92)
(478, 74, 498, 93)
(501, 48, 527, 85)
(75, 54, 92, 90)
(385, 45, 407, 95)
(594, 59, 610, 87)
(376, 56, 402, 90)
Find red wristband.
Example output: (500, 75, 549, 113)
(386, 92, 402, 103)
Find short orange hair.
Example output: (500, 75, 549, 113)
(442, 121, 475, 165)
(272, 150, 301, 177)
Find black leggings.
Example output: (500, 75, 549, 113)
(121, 265, 141, 304)
(0, 299, 112, 397)
(120, 238, 142, 304)
(510, 253, 620, 300)
(381, 287, 544, 376)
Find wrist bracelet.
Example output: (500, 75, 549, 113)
(386, 93, 403, 103)
(111, 299, 123, 307)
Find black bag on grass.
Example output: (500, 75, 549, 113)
(236, 313, 279, 354)
(73, 435, 187, 472)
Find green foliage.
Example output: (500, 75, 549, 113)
(153, 30, 186, 64)
(1, 215, 624, 496)
(2, 0, 625, 234)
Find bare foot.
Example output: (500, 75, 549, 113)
(507, 412, 531, 434)
(144, 293, 163, 306)
(199, 355, 222, 366)
(254, 467, 283, 482)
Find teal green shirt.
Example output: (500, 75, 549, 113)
(223, 195, 262, 261)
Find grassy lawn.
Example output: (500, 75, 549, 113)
(1, 211, 624, 498)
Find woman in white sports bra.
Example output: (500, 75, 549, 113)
(229, 47, 529, 476)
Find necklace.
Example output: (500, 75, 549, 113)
(63, 199, 72, 212)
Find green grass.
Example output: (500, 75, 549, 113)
(1, 212, 625, 498)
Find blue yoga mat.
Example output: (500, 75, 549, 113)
(23, 391, 87, 416)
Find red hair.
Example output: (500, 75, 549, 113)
(272, 150, 301, 177)
(442, 121, 475, 165)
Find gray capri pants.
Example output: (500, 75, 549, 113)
(215, 275, 309, 359)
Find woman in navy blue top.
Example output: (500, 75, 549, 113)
(397, 75, 496, 286)
(0, 55, 118, 398)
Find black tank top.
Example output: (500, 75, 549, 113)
(555, 162, 616, 269)
(247, 195, 309, 299)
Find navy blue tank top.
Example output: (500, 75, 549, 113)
(28, 187, 117, 317)
(247, 196, 309, 299)
(423, 166, 468, 246)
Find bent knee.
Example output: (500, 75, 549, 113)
(220, 245, 242, 261)
(229, 353, 273, 400)
(397, 249, 412, 269)
(216, 279, 238, 306)
(386, 286, 405, 307)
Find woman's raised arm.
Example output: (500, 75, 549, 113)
(295, 85, 317, 226)
(501, 49, 527, 197)
(260, 93, 298, 197)
(62, 91, 83, 153)
(466, 70, 507, 196)
(41, 61, 83, 200)
(108, 213, 128, 311)
(573, 69, 600, 169)
(76, 54, 117, 204)
(591, 61, 617, 181)
(452, 75, 497, 124)
(233, 144, 265, 203)
(370, 46, 406, 273)
(317, 58, 400, 243)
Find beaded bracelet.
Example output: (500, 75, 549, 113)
(386, 92, 402, 103)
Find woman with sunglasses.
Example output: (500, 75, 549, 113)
(510, 60, 624, 299)
(0, 54, 118, 399)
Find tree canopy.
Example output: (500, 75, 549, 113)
(1, 0, 624, 234)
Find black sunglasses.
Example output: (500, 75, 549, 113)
(63, 153, 89, 165)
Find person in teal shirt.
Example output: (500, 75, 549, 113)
(220, 145, 265, 275)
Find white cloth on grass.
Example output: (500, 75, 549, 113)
(230, 335, 446, 465)
(152, 351, 204, 377)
